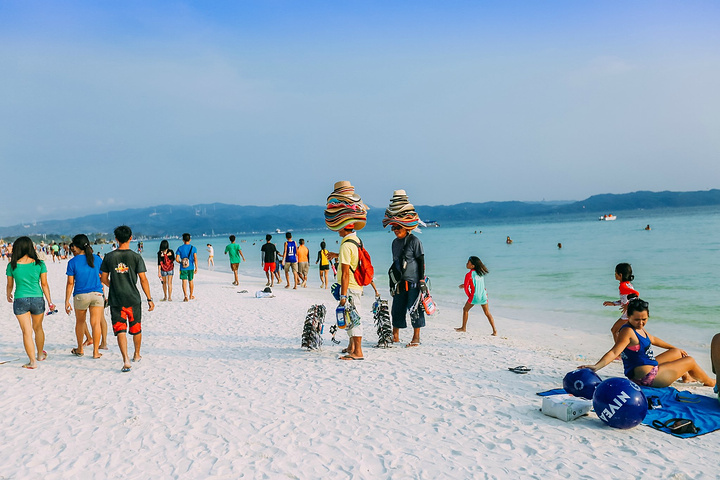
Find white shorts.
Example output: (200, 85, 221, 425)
(346, 289, 363, 338)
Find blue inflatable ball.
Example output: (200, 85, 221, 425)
(563, 368, 603, 400)
(592, 377, 648, 429)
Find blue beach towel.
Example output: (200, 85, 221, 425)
(537, 385, 720, 438)
(536, 388, 567, 396)
(641, 386, 720, 438)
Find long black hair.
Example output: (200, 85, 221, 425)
(71, 234, 95, 268)
(10, 236, 41, 270)
(158, 239, 169, 253)
(615, 263, 634, 282)
(468, 256, 489, 276)
(627, 298, 649, 317)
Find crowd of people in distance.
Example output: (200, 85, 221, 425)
(3, 183, 719, 405)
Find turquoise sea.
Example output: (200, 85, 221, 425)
(117, 206, 720, 347)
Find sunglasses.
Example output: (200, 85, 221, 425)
(629, 299, 649, 309)
(391, 225, 403, 231)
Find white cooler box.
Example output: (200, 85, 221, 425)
(542, 394, 593, 422)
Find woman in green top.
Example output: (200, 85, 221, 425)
(5, 236, 54, 369)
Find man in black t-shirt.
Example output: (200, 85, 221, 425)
(260, 234, 278, 287)
(100, 225, 154, 373)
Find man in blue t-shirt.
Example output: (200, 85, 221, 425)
(175, 233, 198, 302)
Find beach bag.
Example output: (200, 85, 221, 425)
(420, 277, 436, 315)
(181, 246, 192, 268)
(652, 418, 699, 435)
(421, 292, 436, 315)
(388, 238, 410, 296)
(344, 239, 374, 286)
(160, 252, 174, 272)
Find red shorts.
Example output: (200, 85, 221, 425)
(110, 305, 142, 336)
(263, 262, 276, 272)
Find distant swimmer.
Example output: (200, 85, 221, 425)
(557, 243, 562, 249)
(506, 236, 513, 244)
(645, 225, 651, 231)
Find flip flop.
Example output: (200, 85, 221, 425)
(339, 355, 364, 361)
(405, 342, 421, 348)
(38, 350, 48, 361)
(121, 366, 132, 373)
(71, 348, 84, 357)
(509, 366, 531, 374)
(22, 364, 37, 369)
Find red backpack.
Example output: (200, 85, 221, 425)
(344, 239, 374, 286)
(160, 252, 174, 272)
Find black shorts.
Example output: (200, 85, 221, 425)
(110, 304, 142, 336)
(319, 265, 330, 271)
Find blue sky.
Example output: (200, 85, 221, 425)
(1, 1, 719, 226)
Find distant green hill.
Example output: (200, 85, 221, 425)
(1, 189, 718, 239)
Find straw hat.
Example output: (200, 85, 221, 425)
(325, 181, 368, 231)
(382, 189, 420, 229)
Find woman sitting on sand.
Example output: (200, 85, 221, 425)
(579, 298, 715, 388)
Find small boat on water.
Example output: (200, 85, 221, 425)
(424, 220, 440, 227)
(599, 214, 617, 221)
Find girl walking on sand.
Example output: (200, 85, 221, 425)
(157, 240, 175, 301)
(316, 241, 330, 289)
(5, 237, 55, 369)
(456, 256, 497, 335)
(65, 234, 107, 358)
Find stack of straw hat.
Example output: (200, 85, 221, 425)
(382, 189, 420, 230)
(325, 181, 368, 231)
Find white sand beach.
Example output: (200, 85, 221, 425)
(1, 261, 717, 479)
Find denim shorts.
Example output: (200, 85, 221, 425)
(161, 270, 174, 277)
(13, 297, 45, 315)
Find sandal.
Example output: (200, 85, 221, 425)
(339, 355, 364, 361)
(508, 366, 531, 374)
(71, 348, 84, 357)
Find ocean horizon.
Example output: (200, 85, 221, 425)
(86, 204, 720, 356)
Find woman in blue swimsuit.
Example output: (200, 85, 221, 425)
(580, 298, 715, 388)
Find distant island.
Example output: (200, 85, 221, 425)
(1, 189, 719, 241)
